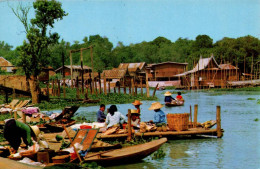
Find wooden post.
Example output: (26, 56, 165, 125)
(52, 79, 54, 96)
(193, 104, 198, 128)
(58, 80, 61, 97)
(145, 70, 150, 97)
(123, 78, 126, 94)
(63, 79, 66, 98)
(80, 48, 84, 94)
(190, 105, 192, 123)
(127, 109, 132, 141)
(114, 87, 116, 93)
(46, 80, 50, 101)
(14, 111, 17, 120)
(152, 83, 159, 97)
(90, 46, 95, 94)
(22, 112, 26, 124)
(128, 80, 131, 95)
(108, 81, 111, 93)
(94, 80, 98, 96)
(134, 82, 137, 96)
(12, 87, 15, 99)
(104, 73, 107, 95)
(118, 82, 120, 94)
(85, 85, 89, 100)
(98, 72, 102, 94)
(216, 106, 223, 138)
(140, 77, 143, 96)
(76, 76, 79, 99)
(131, 78, 134, 96)
(70, 51, 73, 88)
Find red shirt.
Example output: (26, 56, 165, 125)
(176, 95, 183, 99)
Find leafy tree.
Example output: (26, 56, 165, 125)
(14, 0, 67, 103)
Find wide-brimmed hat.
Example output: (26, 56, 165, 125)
(164, 91, 172, 96)
(148, 102, 164, 110)
(132, 100, 142, 106)
(30, 125, 40, 137)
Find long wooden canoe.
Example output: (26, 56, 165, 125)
(83, 137, 167, 165)
(165, 100, 184, 107)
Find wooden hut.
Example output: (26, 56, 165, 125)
(174, 55, 239, 89)
(55, 65, 92, 79)
(146, 61, 188, 81)
(0, 56, 15, 73)
(101, 68, 131, 87)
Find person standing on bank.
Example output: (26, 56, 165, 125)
(148, 102, 166, 126)
(4, 118, 40, 154)
(97, 104, 106, 122)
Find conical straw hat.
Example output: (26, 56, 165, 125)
(148, 102, 164, 110)
(132, 100, 142, 105)
(164, 91, 172, 96)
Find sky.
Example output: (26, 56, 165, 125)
(0, 0, 259, 49)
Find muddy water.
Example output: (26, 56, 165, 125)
(69, 90, 260, 169)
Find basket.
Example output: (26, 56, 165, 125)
(167, 113, 189, 131)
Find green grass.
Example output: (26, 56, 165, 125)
(247, 98, 256, 100)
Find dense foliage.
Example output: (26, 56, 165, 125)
(1, 34, 259, 74)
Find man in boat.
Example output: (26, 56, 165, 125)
(4, 119, 40, 154)
(97, 104, 106, 122)
(105, 105, 126, 129)
(132, 100, 142, 114)
(164, 91, 175, 103)
(148, 102, 166, 126)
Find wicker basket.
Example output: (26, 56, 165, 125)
(167, 113, 189, 131)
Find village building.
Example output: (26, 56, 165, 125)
(55, 65, 92, 79)
(101, 68, 132, 87)
(174, 55, 239, 89)
(146, 61, 188, 81)
(0, 56, 15, 73)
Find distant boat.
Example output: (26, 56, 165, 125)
(83, 138, 167, 166)
(157, 86, 165, 90)
(165, 100, 185, 107)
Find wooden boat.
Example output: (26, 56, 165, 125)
(165, 100, 184, 107)
(39, 106, 79, 132)
(83, 137, 167, 166)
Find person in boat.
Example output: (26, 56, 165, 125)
(97, 104, 106, 122)
(105, 105, 126, 129)
(176, 92, 183, 100)
(148, 102, 166, 126)
(4, 119, 40, 154)
(164, 91, 175, 103)
(127, 109, 141, 129)
(132, 100, 142, 114)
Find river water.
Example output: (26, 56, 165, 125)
(66, 90, 260, 169)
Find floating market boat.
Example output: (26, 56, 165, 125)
(83, 138, 167, 165)
(165, 100, 185, 107)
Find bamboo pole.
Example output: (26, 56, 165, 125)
(216, 106, 223, 138)
(152, 83, 159, 97)
(145, 70, 150, 97)
(63, 125, 82, 162)
(127, 109, 132, 141)
(190, 105, 192, 123)
(104, 73, 107, 95)
(80, 48, 84, 94)
(14, 111, 17, 120)
(63, 79, 66, 98)
(70, 51, 73, 88)
(140, 77, 143, 96)
(193, 104, 198, 128)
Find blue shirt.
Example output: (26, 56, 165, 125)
(154, 110, 166, 124)
(97, 109, 106, 122)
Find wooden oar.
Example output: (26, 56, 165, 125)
(62, 124, 82, 162)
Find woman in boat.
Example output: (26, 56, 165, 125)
(105, 105, 126, 129)
(176, 92, 183, 100)
(164, 91, 175, 103)
(127, 109, 141, 128)
(4, 119, 40, 154)
(148, 102, 166, 126)
(97, 104, 106, 122)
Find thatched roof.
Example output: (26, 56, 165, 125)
(118, 62, 146, 72)
(0, 56, 13, 67)
(219, 64, 239, 70)
(101, 68, 130, 79)
(55, 65, 92, 72)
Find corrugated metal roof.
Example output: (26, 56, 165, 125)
(102, 68, 128, 79)
(0, 57, 13, 67)
(118, 62, 146, 72)
(219, 64, 239, 70)
(150, 61, 188, 67)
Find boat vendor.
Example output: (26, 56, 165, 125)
(4, 119, 40, 154)
(97, 104, 106, 122)
(127, 109, 141, 128)
(148, 102, 166, 126)
(132, 100, 142, 114)
(105, 105, 126, 129)
(164, 91, 175, 103)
